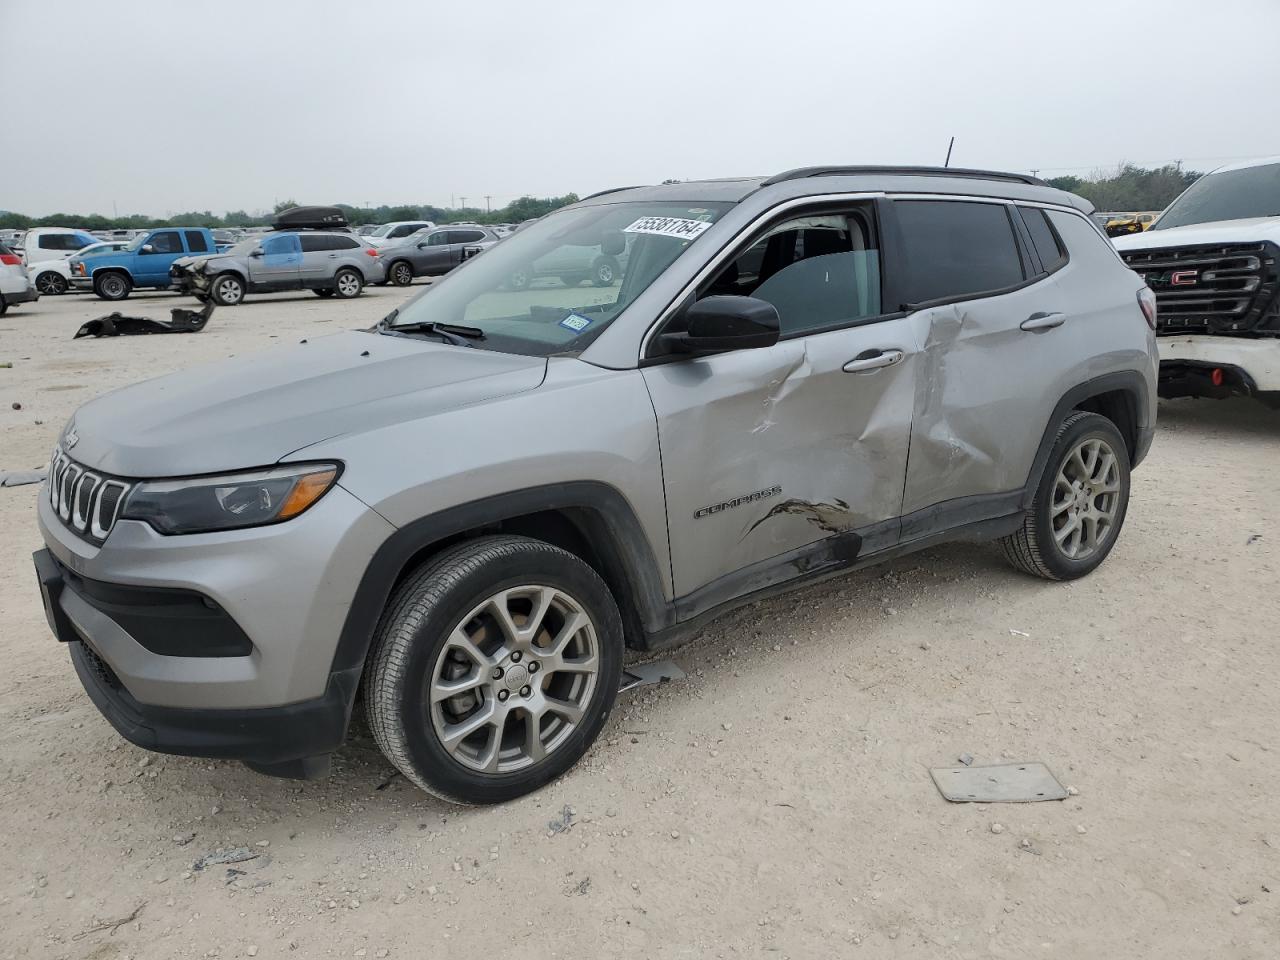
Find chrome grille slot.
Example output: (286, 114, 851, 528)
(46, 448, 132, 545)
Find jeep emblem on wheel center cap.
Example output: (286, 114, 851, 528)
(504, 664, 529, 691)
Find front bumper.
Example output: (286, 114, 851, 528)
(1158, 335, 1280, 393)
(36, 479, 395, 712)
(69, 276, 94, 291)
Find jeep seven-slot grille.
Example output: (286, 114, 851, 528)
(1120, 241, 1280, 335)
(48, 449, 132, 544)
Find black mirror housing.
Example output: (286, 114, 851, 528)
(249, 248, 264, 258)
(662, 295, 780, 355)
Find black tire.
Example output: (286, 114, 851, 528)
(193, 292, 211, 304)
(388, 261, 414, 287)
(364, 535, 624, 804)
(93, 271, 132, 302)
(507, 267, 532, 290)
(210, 272, 245, 306)
(333, 268, 363, 299)
(313, 288, 335, 298)
(0, 295, 7, 316)
(591, 256, 618, 287)
(1000, 411, 1131, 581)
(34, 271, 68, 296)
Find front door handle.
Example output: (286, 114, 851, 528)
(328, 253, 338, 258)
(843, 349, 905, 373)
(1020, 312, 1066, 332)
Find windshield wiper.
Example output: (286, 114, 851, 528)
(379, 319, 486, 348)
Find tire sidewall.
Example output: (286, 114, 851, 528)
(334, 268, 362, 298)
(212, 273, 244, 306)
(95, 272, 131, 301)
(390, 261, 413, 286)
(1030, 413, 1131, 579)
(592, 257, 617, 286)
(379, 541, 623, 804)
(36, 271, 66, 295)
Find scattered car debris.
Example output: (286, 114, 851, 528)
(930, 761, 1069, 803)
(619, 659, 686, 693)
(1247, 534, 1262, 545)
(1009, 629, 1030, 637)
(547, 805, 575, 835)
(74, 302, 214, 339)
(0, 468, 47, 487)
(958, 753, 975, 766)
(191, 846, 259, 872)
(71, 902, 145, 940)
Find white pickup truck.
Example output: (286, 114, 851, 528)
(1114, 157, 1280, 408)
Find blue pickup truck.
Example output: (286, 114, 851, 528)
(69, 227, 219, 301)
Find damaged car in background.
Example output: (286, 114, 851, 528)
(169, 206, 383, 305)
(1114, 156, 1280, 408)
(35, 167, 1156, 805)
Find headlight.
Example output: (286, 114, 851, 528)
(121, 463, 340, 534)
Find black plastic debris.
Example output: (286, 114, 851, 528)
(75, 302, 214, 339)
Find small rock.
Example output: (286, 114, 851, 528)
(11, 401, 22, 410)
(349, 899, 361, 909)
(919, 641, 931, 650)
(64, 890, 74, 899)
(990, 823, 1005, 835)
(771, 644, 782, 652)
(211, 805, 222, 816)
(255, 840, 270, 847)
(139, 756, 152, 768)
(452, 861, 461, 872)
(247, 947, 259, 957)
(1076, 825, 1087, 835)
(1066, 786, 1079, 796)
(376, 951, 389, 959)
(884, 607, 898, 616)
(721, 722, 732, 731)
(670, 830, 680, 839)
(393, 893, 407, 905)
(355, 950, 367, 958)
(174, 833, 196, 846)
(426, 885, 438, 895)
(1232, 906, 1243, 916)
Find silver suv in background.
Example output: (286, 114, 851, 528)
(0, 242, 38, 314)
(380, 225, 501, 286)
(35, 167, 1156, 804)
(170, 230, 385, 305)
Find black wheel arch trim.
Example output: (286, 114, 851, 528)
(1021, 370, 1151, 511)
(330, 481, 671, 678)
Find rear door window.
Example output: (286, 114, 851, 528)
(448, 229, 487, 244)
(1018, 207, 1067, 273)
(184, 230, 210, 253)
(299, 235, 328, 253)
(894, 200, 1026, 304)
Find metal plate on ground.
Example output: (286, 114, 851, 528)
(930, 762, 1068, 803)
(618, 660, 685, 693)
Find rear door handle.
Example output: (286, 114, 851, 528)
(328, 253, 338, 258)
(843, 349, 905, 373)
(1020, 312, 1066, 332)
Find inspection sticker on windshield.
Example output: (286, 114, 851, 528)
(623, 216, 713, 241)
(559, 313, 593, 333)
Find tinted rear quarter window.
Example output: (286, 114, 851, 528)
(330, 235, 359, 250)
(449, 230, 486, 244)
(1018, 207, 1067, 272)
(894, 200, 1025, 304)
(184, 230, 210, 253)
(299, 235, 328, 252)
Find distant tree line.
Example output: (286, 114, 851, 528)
(0, 194, 580, 231)
(1046, 163, 1201, 212)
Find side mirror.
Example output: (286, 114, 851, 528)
(661, 296, 780, 355)
(416, 242, 427, 249)
(140, 244, 155, 254)
(249, 248, 264, 258)
(600, 230, 626, 256)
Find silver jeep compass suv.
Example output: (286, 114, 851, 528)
(34, 167, 1158, 804)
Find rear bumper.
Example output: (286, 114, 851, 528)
(1, 284, 39, 304)
(1158, 335, 1280, 393)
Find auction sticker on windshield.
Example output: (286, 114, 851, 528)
(624, 217, 713, 240)
(559, 313, 593, 333)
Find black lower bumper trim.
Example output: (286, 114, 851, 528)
(70, 640, 358, 767)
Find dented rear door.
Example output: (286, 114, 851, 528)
(642, 318, 919, 598)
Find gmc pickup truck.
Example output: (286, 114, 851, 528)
(69, 227, 219, 301)
(1114, 157, 1280, 408)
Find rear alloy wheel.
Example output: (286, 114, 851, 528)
(94, 272, 132, 301)
(35, 271, 67, 296)
(210, 273, 245, 306)
(1000, 411, 1130, 580)
(389, 261, 414, 287)
(365, 535, 623, 804)
(333, 268, 363, 298)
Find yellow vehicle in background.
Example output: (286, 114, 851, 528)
(1105, 212, 1158, 237)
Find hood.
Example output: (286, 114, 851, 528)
(63, 331, 547, 477)
(1113, 216, 1280, 251)
(172, 253, 226, 272)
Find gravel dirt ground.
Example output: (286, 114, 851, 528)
(1, 288, 1278, 959)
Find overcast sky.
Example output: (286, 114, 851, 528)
(3, 0, 1277, 217)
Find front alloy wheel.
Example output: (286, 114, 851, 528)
(365, 536, 622, 804)
(211, 273, 245, 306)
(35, 271, 67, 295)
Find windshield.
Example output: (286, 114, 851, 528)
(1153, 162, 1280, 230)
(367, 224, 394, 237)
(124, 233, 149, 251)
(386, 201, 730, 356)
(226, 237, 260, 256)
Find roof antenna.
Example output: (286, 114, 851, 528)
(944, 136, 955, 168)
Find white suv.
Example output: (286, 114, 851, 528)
(1114, 156, 1280, 407)
(23, 227, 99, 296)
(0, 242, 38, 315)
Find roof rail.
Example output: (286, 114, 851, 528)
(580, 185, 648, 201)
(760, 166, 1049, 188)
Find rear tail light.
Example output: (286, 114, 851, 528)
(0, 253, 20, 266)
(365, 248, 379, 257)
(1137, 286, 1157, 330)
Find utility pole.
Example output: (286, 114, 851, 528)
(1030, 169, 1040, 178)
(460, 197, 468, 210)
(484, 195, 492, 213)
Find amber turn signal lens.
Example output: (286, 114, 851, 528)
(278, 468, 338, 519)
